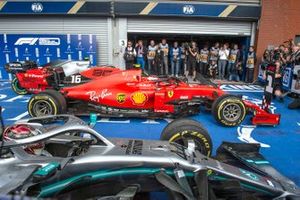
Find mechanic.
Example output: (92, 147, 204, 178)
(135, 40, 147, 70)
(123, 40, 136, 70)
(147, 40, 157, 74)
(218, 43, 229, 80)
(154, 45, 164, 75)
(159, 39, 169, 75)
(199, 44, 209, 77)
(245, 46, 256, 83)
(170, 41, 181, 77)
(187, 41, 199, 81)
(209, 42, 220, 76)
(208, 60, 218, 79)
(227, 44, 241, 80)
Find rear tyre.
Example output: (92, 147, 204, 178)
(212, 94, 246, 127)
(160, 118, 212, 157)
(28, 90, 66, 117)
(11, 77, 28, 95)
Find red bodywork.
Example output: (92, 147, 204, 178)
(16, 66, 120, 94)
(60, 69, 280, 126)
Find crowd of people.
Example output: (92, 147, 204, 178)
(123, 39, 256, 82)
(260, 39, 300, 105)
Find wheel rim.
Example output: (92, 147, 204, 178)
(171, 131, 208, 155)
(32, 100, 53, 116)
(223, 103, 242, 122)
(13, 78, 27, 94)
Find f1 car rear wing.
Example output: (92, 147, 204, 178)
(5, 61, 38, 74)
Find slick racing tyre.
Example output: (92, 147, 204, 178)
(11, 77, 28, 95)
(212, 94, 246, 127)
(160, 119, 212, 157)
(28, 90, 67, 117)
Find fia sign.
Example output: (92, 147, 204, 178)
(183, 5, 195, 15)
(31, 3, 43, 13)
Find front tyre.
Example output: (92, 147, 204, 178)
(160, 119, 212, 157)
(28, 90, 66, 117)
(11, 77, 28, 95)
(212, 94, 246, 127)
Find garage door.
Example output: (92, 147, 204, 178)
(128, 18, 252, 36)
(0, 16, 110, 65)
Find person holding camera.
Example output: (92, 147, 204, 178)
(159, 39, 169, 75)
(218, 43, 229, 80)
(123, 40, 136, 70)
(147, 40, 157, 74)
(245, 46, 256, 83)
(170, 41, 181, 77)
(180, 43, 188, 76)
(273, 60, 284, 102)
(288, 44, 300, 109)
(188, 41, 199, 81)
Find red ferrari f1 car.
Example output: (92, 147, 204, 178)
(27, 68, 280, 127)
(5, 60, 119, 95)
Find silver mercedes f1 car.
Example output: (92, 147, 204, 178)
(0, 111, 299, 199)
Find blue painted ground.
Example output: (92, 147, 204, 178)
(1, 81, 300, 186)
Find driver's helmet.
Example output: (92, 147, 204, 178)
(3, 124, 44, 155)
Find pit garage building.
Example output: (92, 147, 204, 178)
(0, 0, 260, 74)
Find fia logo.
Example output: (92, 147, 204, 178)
(31, 3, 43, 13)
(183, 5, 195, 15)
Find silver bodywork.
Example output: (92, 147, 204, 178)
(0, 115, 299, 199)
(59, 60, 90, 76)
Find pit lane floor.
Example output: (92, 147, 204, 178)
(1, 81, 299, 186)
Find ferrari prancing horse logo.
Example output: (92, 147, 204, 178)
(116, 93, 126, 104)
(131, 92, 147, 106)
(167, 91, 174, 98)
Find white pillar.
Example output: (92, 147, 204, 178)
(250, 22, 257, 46)
(112, 18, 127, 69)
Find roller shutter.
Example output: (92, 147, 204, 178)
(0, 16, 110, 65)
(128, 18, 252, 36)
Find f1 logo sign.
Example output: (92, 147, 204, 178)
(14, 38, 39, 45)
(183, 5, 195, 15)
(14, 38, 61, 45)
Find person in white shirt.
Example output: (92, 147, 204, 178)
(159, 39, 169, 75)
(147, 40, 157, 74)
(218, 43, 229, 79)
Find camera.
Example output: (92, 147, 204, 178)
(273, 49, 281, 61)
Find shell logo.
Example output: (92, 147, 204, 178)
(131, 92, 148, 106)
